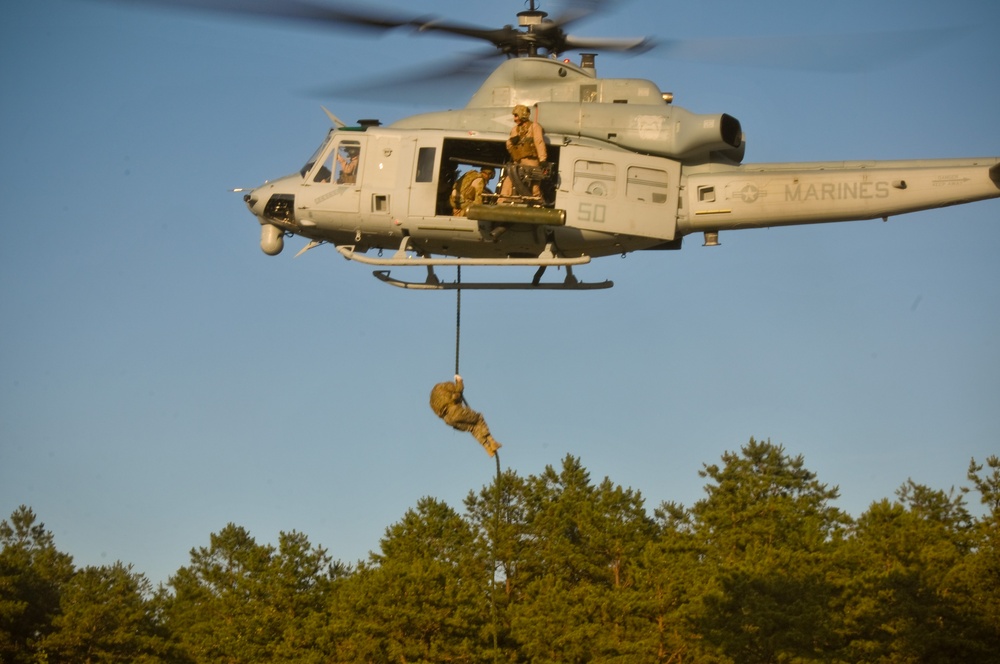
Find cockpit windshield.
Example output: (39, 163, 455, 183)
(300, 129, 335, 178)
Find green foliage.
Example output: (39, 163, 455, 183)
(0, 506, 74, 664)
(509, 457, 659, 661)
(36, 562, 171, 663)
(688, 439, 850, 663)
(5, 441, 1000, 663)
(834, 479, 998, 664)
(159, 524, 338, 663)
(0, 507, 170, 664)
(329, 497, 490, 662)
(960, 456, 1000, 648)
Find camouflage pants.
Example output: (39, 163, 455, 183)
(441, 404, 495, 452)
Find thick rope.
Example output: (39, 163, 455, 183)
(491, 449, 501, 660)
(451, 264, 499, 657)
(455, 265, 462, 376)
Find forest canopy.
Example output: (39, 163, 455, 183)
(3, 438, 999, 663)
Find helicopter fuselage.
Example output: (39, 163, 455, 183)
(245, 124, 999, 260)
(243, 58, 1000, 276)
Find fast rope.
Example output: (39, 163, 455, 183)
(453, 264, 501, 659)
(455, 265, 462, 375)
(491, 449, 501, 661)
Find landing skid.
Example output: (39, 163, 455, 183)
(373, 270, 613, 290)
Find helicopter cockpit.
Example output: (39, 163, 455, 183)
(300, 130, 364, 186)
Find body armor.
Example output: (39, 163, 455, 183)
(508, 121, 540, 162)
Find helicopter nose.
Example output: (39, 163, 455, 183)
(243, 187, 296, 256)
(241, 188, 281, 255)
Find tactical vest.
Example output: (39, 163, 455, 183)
(460, 171, 483, 204)
(509, 121, 539, 162)
(451, 171, 483, 209)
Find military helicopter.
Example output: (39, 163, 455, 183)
(176, 0, 999, 290)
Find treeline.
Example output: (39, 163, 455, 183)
(2, 438, 999, 663)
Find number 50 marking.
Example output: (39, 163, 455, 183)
(578, 202, 607, 223)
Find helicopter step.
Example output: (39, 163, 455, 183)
(334, 239, 590, 268)
(372, 267, 613, 290)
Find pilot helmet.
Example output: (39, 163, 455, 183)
(513, 104, 531, 121)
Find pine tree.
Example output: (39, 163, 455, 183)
(689, 438, 848, 663)
(36, 562, 171, 663)
(0, 506, 75, 664)
(329, 497, 491, 662)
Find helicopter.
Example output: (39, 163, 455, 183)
(155, 0, 999, 290)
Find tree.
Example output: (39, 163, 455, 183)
(965, 455, 1000, 515)
(10, 443, 1000, 662)
(689, 438, 848, 663)
(161, 523, 338, 663)
(463, 467, 530, 658)
(951, 456, 1000, 661)
(35, 562, 171, 663)
(835, 480, 991, 663)
(508, 456, 658, 662)
(329, 497, 490, 663)
(633, 502, 718, 664)
(961, 457, 1000, 640)
(0, 506, 75, 664)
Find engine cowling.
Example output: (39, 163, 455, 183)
(538, 102, 743, 163)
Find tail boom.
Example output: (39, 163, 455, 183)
(678, 157, 1000, 235)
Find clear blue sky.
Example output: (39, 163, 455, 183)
(2, 0, 998, 585)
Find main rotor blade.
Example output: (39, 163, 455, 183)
(546, 0, 628, 31)
(652, 26, 970, 73)
(561, 35, 653, 53)
(117, 0, 428, 32)
(116, 0, 538, 51)
(311, 50, 502, 105)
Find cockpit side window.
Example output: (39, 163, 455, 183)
(314, 140, 362, 184)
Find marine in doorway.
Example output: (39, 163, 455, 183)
(429, 375, 502, 457)
(450, 167, 495, 216)
(500, 103, 547, 200)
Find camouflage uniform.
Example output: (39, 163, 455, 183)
(429, 375, 502, 457)
(451, 168, 495, 216)
(500, 104, 547, 200)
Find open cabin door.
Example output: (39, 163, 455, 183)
(557, 145, 680, 241)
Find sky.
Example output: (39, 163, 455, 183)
(2, 0, 998, 586)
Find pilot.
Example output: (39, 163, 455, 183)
(336, 145, 360, 184)
(429, 375, 502, 457)
(500, 104, 547, 200)
(451, 167, 495, 216)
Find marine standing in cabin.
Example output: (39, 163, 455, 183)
(500, 103, 547, 199)
(429, 375, 502, 457)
